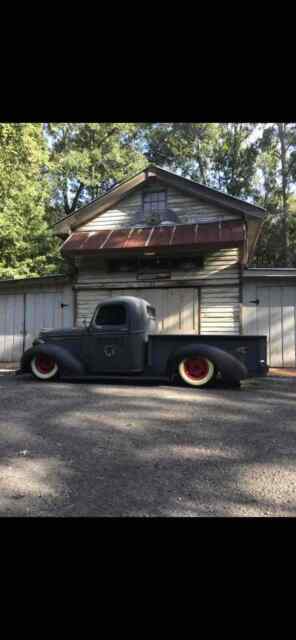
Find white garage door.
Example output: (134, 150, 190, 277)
(77, 288, 199, 334)
(243, 283, 296, 367)
(0, 294, 24, 362)
(25, 290, 72, 350)
(0, 287, 74, 362)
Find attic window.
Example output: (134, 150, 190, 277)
(143, 190, 167, 213)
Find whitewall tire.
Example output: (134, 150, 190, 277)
(31, 354, 59, 381)
(178, 356, 215, 388)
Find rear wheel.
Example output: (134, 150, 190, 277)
(31, 354, 59, 381)
(178, 356, 215, 388)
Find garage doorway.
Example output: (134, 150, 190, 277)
(77, 287, 199, 334)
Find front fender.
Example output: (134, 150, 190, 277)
(166, 343, 248, 384)
(19, 344, 85, 377)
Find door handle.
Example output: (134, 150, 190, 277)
(249, 299, 260, 305)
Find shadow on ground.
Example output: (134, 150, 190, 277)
(0, 375, 296, 517)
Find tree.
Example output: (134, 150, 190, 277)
(252, 123, 296, 267)
(143, 122, 218, 184)
(46, 123, 146, 219)
(210, 123, 259, 200)
(0, 123, 62, 279)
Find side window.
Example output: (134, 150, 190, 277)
(147, 305, 156, 319)
(95, 304, 127, 326)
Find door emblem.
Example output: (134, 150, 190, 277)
(104, 344, 117, 358)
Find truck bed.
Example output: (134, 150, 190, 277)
(147, 334, 267, 378)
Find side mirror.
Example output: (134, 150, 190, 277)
(83, 319, 90, 331)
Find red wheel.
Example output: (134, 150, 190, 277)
(31, 354, 59, 380)
(178, 356, 215, 387)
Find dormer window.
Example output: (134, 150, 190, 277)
(143, 190, 167, 213)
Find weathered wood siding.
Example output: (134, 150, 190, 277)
(74, 181, 242, 335)
(0, 284, 74, 362)
(242, 281, 296, 367)
(78, 183, 241, 231)
(76, 248, 240, 287)
(199, 248, 241, 335)
(77, 287, 199, 334)
(24, 287, 73, 350)
(75, 248, 241, 334)
(0, 294, 24, 362)
(200, 288, 240, 335)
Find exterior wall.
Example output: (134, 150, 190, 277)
(76, 247, 240, 287)
(75, 247, 241, 335)
(0, 293, 24, 362)
(200, 286, 240, 335)
(242, 279, 296, 367)
(77, 288, 200, 334)
(0, 282, 74, 362)
(78, 184, 241, 232)
(74, 182, 242, 335)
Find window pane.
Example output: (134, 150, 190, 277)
(95, 305, 126, 325)
(143, 191, 166, 211)
(147, 306, 156, 319)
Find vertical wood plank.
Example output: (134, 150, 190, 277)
(256, 286, 271, 365)
(282, 287, 296, 367)
(180, 289, 195, 332)
(269, 286, 283, 367)
(242, 283, 257, 335)
(163, 289, 180, 333)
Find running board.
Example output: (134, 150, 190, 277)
(61, 375, 170, 383)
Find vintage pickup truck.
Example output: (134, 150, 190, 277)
(17, 295, 268, 387)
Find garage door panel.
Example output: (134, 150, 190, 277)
(163, 290, 180, 333)
(76, 287, 199, 334)
(0, 294, 24, 362)
(282, 287, 296, 367)
(25, 291, 73, 349)
(243, 283, 296, 368)
(256, 287, 270, 364)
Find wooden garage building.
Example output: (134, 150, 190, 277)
(3, 165, 296, 369)
(56, 165, 265, 336)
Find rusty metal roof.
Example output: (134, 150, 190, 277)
(61, 221, 245, 256)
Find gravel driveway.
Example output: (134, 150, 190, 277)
(0, 374, 296, 517)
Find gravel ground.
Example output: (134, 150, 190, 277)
(0, 373, 296, 517)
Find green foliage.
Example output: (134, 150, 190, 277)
(46, 123, 146, 218)
(0, 123, 62, 279)
(143, 122, 296, 267)
(2, 122, 296, 278)
(143, 122, 218, 184)
(252, 123, 296, 266)
(210, 123, 259, 199)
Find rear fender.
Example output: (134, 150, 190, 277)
(166, 343, 248, 384)
(20, 344, 85, 377)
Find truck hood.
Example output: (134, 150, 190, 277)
(39, 327, 87, 340)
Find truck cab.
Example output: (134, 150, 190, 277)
(82, 296, 156, 374)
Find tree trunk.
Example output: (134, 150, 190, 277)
(277, 123, 290, 266)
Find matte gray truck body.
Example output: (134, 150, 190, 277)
(18, 296, 268, 386)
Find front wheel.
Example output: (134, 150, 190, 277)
(177, 356, 216, 388)
(31, 354, 59, 381)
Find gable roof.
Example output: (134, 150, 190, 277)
(54, 164, 266, 237)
